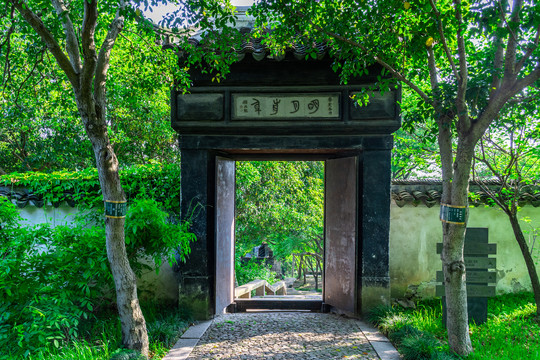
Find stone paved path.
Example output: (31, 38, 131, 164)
(186, 312, 381, 360)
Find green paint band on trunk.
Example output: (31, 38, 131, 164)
(105, 200, 127, 218)
(439, 203, 467, 224)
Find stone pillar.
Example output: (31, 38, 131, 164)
(177, 149, 215, 319)
(215, 157, 235, 315)
(358, 146, 392, 313)
(324, 156, 358, 315)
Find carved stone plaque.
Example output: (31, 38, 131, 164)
(232, 93, 340, 120)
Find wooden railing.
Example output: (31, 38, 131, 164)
(235, 280, 287, 299)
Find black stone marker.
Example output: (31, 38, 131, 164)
(437, 227, 496, 325)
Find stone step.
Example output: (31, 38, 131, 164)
(231, 298, 324, 312)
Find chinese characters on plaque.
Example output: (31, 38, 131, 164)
(232, 94, 340, 120)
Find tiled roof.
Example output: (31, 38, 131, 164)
(391, 180, 540, 208)
(166, 29, 330, 63)
(3, 181, 539, 209)
(0, 186, 76, 208)
(162, 8, 331, 62)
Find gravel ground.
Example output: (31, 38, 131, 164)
(186, 312, 380, 360)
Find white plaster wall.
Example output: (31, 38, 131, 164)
(390, 203, 540, 299)
(137, 259, 179, 303)
(16, 204, 79, 227)
(15, 202, 540, 302)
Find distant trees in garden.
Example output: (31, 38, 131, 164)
(0, 24, 178, 174)
(235, 161, 324, 287)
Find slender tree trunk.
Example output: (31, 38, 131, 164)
(508, 212, 540, 317)
(439, 125, 473, 355)
(297, 254, 303, 280)
(306, 257, 318, 290)
(10, 0, 150, 356)
(441, 222, 470, 353)
(316, 259, 322, 291)
(81, 107, 149, 357)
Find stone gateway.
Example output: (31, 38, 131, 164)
(169, 33, 401, 319)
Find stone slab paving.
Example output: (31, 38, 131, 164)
(182, 312, 396, 360)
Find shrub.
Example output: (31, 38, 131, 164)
(0, 195, 195, 358)
(0, 208, 113, 357)
(367, 304, 399, 327)
(109, 349, 146, 360)
(124, 198, 196, 275)
(430, 351, 461, 360)
(388, 324, 422, 346)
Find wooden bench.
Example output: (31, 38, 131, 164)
(234, 279, 287, 298)
(235, 280, 267, 298)
(265, 281, 287, 296)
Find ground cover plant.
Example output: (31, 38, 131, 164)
(369, 292, 540, 359)
(19, 304, 189, 360)
(0, 169, 195, 359)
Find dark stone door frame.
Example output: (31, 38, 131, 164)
(176, 134, 392, 319)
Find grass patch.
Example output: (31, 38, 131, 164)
(368, 292, 539, 359)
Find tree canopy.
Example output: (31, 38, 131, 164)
(0, 18, 178, 174)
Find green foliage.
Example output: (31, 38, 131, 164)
(235, 161, 324, 251)
(0, 7, 180, 174)
(367, 305, 398, 327)
(20, 305, 189, 360)
(235, 258, 278, 286)
(0, 196, 21, 228)
(235, 161, 324, 280)
(109, 349, 146, 360)
(370, 293, 540, 360)
(0, 199, 113, 358)
(388, 325, 423, 346)
(0, 175, 194, 358)
(145, 308, 189, 350)
(124, 198, 196, 274)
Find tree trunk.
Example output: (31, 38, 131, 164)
(508, 212, 540, 317)
(81, 108, 149, 357)
(297, 255, 303, 280)
(439, 128, 473, 355)
(441, 222, 471, 354)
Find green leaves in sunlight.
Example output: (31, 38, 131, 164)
(124, 197, 196, 274)
(235, 161, 324, 284)
(0, 165, 195, 358)
(235, 161, 324, 259)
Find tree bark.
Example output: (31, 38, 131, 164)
(79, 104, 149, 356)
(508, 212, 540, 317)
(297, 254, 303, 280)
(439, 130, 474, 355)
